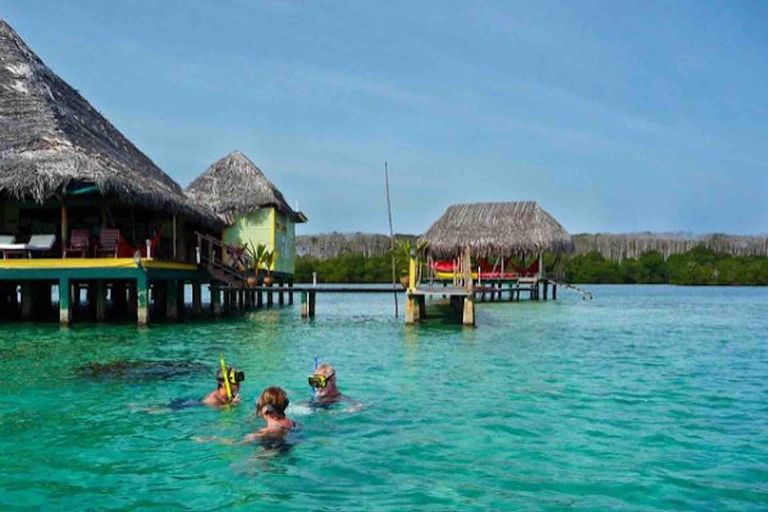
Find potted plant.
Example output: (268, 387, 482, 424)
(243, 241, 267, 288)
(261, 249, 277, 286)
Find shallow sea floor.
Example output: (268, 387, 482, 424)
(0, 285, 766, 510)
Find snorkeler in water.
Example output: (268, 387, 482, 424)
(242, 386, 297, 441)
(201, 365, 245, 407)
(194, 386, 297, 446)
(305, 363, 362, 411)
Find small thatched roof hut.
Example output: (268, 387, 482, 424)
(0, 20, 220, 228)
(421, 201, 573, 259)
(185, 151, 306, 224)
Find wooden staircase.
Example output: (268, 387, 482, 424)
(195, 232, 252, 287)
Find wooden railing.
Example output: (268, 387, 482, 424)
(195, 232, 252, 285)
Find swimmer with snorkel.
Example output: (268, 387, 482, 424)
(303, 360, 363, 412)
(201, 356, 244, 407)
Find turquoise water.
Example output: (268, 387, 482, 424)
(0, 285, 766, 510)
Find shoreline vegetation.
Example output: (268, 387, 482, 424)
(296, 246, 768, 286)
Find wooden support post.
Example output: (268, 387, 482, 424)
(257, 288, 263, 308)
(553, 283, 557, 301)
(167, 280, 178, 320)
(405, 293, 416, 324)
(192, 282, 202, 315)
(245, 288, 252, 309)
(308, 290, 316, 318)
(96, 281, 107, 321)
(137, 273, 149, 326)
(288, 283, 294, 305)
(278, 283, 284, 306)
(267, 287, 273, 307)
(113, 281, 127, 319)
(86, 281, 96, 319)
(59, 277, 71, 326)
(223, 290, 231, 313)
(9, 283, 18, 315)
(211, 285, 222, 316)
(543, 281, 549, 301)
(126, 281, 136, 318)
(61, 201, 68, 248)
(300, 291, 308, 318)
(21, 283, 37, 318)
(418, 295, 426, 319)
(462, 297, 475, 326)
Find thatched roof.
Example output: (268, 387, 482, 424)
(186, 151, 306, 224)
(0, 20, 222, 228)
(421, 201, 573, 258)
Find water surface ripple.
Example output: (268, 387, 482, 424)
(0, 285, 766, 510)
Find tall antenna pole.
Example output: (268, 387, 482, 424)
(385, 161, 398, 317)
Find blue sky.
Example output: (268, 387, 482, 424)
(2, 0, 766, 235)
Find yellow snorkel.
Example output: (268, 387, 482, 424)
(219, 354, 233, 402)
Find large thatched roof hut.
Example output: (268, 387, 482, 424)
(421, 201, 573, 259)
(0, 19, 220, 228)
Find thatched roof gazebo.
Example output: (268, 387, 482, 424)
(421, 201, 573, 259)
(0, 19, 220, 229)
(185, 151, 305, 224)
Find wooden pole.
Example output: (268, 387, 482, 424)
(59, 277, 70, 326)
(308, 290, 316, 318)
(137, 273, 149, 326)
(96, 281, 107, 322)
(61, 201, 68, 248)
(172, 214, 178, 261)
(300, 291, 308, 317)
(192, 282, 201, 315)
(167, 279, 178, 320)
(384, 161, 398, 317)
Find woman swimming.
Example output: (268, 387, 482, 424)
(243, 386, 297, 442)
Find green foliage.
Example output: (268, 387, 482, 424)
(562, 246, 768, 285)
(295, 244, 768, 285)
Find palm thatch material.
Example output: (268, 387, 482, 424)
(421, 202, 573, 259)
(185, 151, 305, 224)
(0, 20, 221, 228)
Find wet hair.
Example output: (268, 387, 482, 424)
(315, 363, 335, 378)
(256, 386, 289, 419)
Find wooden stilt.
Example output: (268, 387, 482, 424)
(211, 285, 222, 316)
(418, 295, 426, 319)
(267, 287, 273, 307)
(462, 297, 475, 326)
(279, 283, 284, 306)
(257, 289, 263, 308)
(543, 281, 549, 301)
(59, 277, 71, 326)
(137, 273, 149, 326)
(223, 290, 231, 313)
(405, 293, 416, 324)
(553, 283, 557, 301)
(95, 281, 107, 321)
(300, 290, 308, 318)
(20, 283, 32, 320)
(308, 290, 316, 318)
(167, 279, 179, 320)
(192, 282, 202, 315)
(288, 283, 294, 304)
(113, 281, 127, 319)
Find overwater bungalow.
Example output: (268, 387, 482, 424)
(407, 202, 573, 325)
(0, 20, 301, 325)
(421, 201, 573, 283)
(185, 151, 307, 287)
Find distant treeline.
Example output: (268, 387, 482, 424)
(296, 246, 768, 285)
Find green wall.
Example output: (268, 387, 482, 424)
(223, 208, 296, 275)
